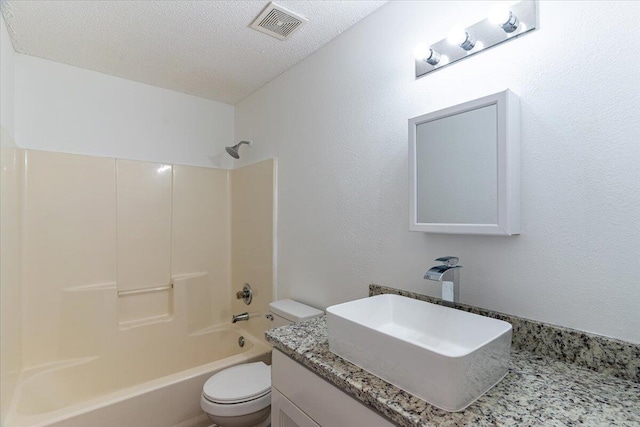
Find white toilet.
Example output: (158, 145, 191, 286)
(200, 299, 323, 427)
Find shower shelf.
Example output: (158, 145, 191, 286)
(117, 282, 173, 296)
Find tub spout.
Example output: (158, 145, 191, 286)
(232, 312, 249, 323)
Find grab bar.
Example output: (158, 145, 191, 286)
(117, 282, 173, 297)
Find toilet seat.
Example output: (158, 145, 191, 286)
(201, 362, 272, 418)
(201, 391, 271, 418)
(203, 362, 271, 403)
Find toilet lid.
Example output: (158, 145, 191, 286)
(203, 362, 271, 404)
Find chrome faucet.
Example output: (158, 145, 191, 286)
(232, 312, 250, 323)
(424, 256, 462, 308)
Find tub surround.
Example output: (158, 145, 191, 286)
(265, 287, 640, 426)
(230, 159, 276, 343)
(2, 150, 276, 427)
(0, 144, 23, 426)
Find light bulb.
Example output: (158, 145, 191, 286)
(413, 43, 430, 61)
(447, 26, 475, 51)
(447, 27, 468, 46)
(489, 5, 511, 25)
(414, 44, 441, 65)
(424, 48, 440, 65)
(488, 5, 519, 32)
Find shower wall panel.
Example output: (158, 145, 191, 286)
(19, 150, 232, 368)
(116, 160, 172, 293)
(172, 165, 231, 326)
(230, 159, 275, 342)
(22, 150, 117, 367)
(0, 145, 24, 424)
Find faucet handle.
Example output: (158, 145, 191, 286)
(435, 256, 459, 267)
(235, 283, 253, 305)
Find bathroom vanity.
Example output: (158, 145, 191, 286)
(266, 286, 640, 426)
(271, 350, 394, 426)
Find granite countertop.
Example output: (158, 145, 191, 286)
(266, 316, 640, 427)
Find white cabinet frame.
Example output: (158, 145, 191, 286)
(409, 90, 520, 235)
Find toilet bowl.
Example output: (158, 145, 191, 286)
(200, 300, 324, 427)
(200, 362, 271, 427)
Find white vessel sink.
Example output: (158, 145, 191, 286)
(326, 294, 512, 412)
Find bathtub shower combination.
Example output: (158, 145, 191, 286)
(5, 274, 271, 427)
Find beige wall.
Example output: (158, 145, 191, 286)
(1, 13, 20, 423)
(172, 165, 231, 327)
(116, 160, 172, 293)
(22, 150, 117, 366)
(230, 159, 275, 342)
(19, 150, 233, 367)
(0, 143, 23, 424)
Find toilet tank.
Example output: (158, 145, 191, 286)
(268, 299, 323, 329)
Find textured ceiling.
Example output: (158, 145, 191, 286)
(1, 0, 386, 104)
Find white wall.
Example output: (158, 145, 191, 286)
(1, 13, 15, 142)
(14, 54, 235, 168)
(236, 1, 640, 343)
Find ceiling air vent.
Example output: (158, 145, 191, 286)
(250, 2, 308, 40)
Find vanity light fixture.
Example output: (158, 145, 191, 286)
(415, 0, 537, 79)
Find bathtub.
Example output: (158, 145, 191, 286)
(5, 325, 271, 427)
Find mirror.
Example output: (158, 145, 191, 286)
(409, 90, 520, 235)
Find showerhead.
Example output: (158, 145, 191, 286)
(225, 146, 240, 159)
(225, 141, 251, 159)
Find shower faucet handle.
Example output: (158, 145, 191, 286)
(235, 283, 253, 305)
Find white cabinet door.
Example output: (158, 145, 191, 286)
(271, 388, 320, 427)
(272, 350, 396, 427)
